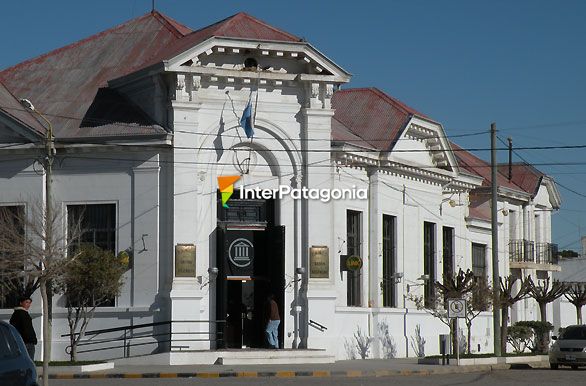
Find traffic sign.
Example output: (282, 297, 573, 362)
(448, 298, 466, 318)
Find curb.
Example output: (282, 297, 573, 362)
(48, 363, 539, 379)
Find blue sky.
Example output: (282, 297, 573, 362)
(2, 0, 586, 250)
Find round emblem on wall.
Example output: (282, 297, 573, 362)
(345, 255, 363, 271)
(228, 238, 254, 268)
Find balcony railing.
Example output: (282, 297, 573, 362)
(509, 239, 534, 263)
(536, 242, 559, 265)
(509, 239, 558, 265)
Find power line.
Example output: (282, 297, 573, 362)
(500, 119, 586, 132)
(5, 104, 586, 152)
(0, 103, 490, 143)
(499, 135, 586, 199)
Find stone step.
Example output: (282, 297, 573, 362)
(115, 349, 335, 366)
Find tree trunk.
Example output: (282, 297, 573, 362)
(466, 321, 472, 354)
(538, 302, 548, 354)
(539, 302, 547, 322)
(451, 319, 457, 355)
(500, 306, 509, 354)
(72, 341, 78, 362)
(40, 279, 50, 386)
(577, 305, 583, 325)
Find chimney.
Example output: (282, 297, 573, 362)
(582, 236, 586, 257)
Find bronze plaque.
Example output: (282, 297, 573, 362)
(175, 244, 196, 277)
(310, 246, 329, 278)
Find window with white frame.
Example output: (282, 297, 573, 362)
(442, 226, 455, 281)
(472, 243, 487, 278)
(67, 204, 116, 253)
(382, 214, 396, 307)
(67, 203, 117, 307)
(423, 222, 436, 307)
(346, 210, 362, 307)
(0, 205, 27, 309)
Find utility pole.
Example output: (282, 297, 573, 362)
(20, 98, 54, 386)
(491, 123, 501, 356)
(507, 137, 513, 181)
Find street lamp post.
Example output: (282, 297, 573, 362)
(20, 98, 54, 386)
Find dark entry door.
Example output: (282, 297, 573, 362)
(217, 226, 285, 349)
(225, 279, 257, 348)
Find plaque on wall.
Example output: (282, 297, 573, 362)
(310, 246, 329, 278)
(175, 244, 196, 277)
(345, 255, 363, 271)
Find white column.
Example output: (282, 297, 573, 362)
(169, 99, 207, 350)
(522, 205, 530, 240)
(368, 171, 382, 308)
(543, 210, 551, 243)
(300, 82, 337, 352)
(132, 159, 160, 306)
(368, 171, 382, 358)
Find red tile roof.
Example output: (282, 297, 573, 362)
(498, 163, 544, 197)
(0, 11, 300, 140)
(451, 142, 526, 193)
(150, 12, 300, 67)
(332, 88, 428, 151)
(331, 117, 376, 150)
(468, 198, 491, 221)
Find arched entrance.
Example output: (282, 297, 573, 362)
(215, 191, 285, 348)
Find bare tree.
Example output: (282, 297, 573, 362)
(436, 269, 476, 353)
(528, 277, 567, 352)
(498, 275, 531, 354)
(409, 269, 476, 354)
(563, 282, 586, 324)
(0, 202, 82, 385)
(528, 277, 567, 323)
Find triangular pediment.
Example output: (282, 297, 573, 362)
(538, 177, 562, 209)
(159, 12, 349, 81)
(388, 116, 459, 175)
(164, 37, 350, 82)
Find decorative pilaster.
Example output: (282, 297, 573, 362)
(323, 84, 334, 109)
(175, 74, 189, 102)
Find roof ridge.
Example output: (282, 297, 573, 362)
(180, 12, 242, 37)
(242, 13, 300, 41)
(0, 12, 155, 76)
(369, 87, 420, 116)
(150, 10, 191, 38)
(216, 12, 300, 41)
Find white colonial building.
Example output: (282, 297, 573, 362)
(0, 11, 563, 362)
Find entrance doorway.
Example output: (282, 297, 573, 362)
(216, 196, 285, 349)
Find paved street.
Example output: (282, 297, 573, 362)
(50, 368, 585, 386)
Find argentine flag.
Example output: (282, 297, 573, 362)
(240, 101, 254, 139)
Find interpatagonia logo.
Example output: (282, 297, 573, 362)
(217, 175, 241, 208)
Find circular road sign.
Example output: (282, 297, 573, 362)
(448, 298, 466, 318)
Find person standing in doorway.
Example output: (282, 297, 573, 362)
(10, 296, 37, 359)
(265, 293, 280, 349)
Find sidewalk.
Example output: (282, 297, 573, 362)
(43, 358, 550, 380)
